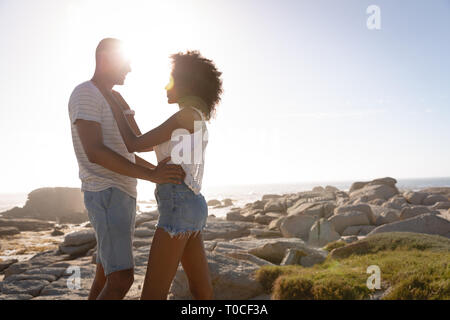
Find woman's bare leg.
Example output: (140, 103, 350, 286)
(180, 232, 214, 300)
(140, 227, 190, 300)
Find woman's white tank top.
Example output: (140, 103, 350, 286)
(154, 106, 208, 194)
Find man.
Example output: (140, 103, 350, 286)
(68, 38, 185, 300)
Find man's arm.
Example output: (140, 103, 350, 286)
(75, 119, 183, 183)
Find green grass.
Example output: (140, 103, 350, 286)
(323, 240, 347, 252)
(255, 232, 450, 300)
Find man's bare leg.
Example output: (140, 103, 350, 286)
(88, 263, 106, 300)
(96, 268, 134, 300)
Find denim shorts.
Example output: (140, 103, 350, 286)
(155, 182, 208, 239)
(83, 187, 136, 276)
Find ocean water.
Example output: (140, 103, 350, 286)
(1, 177, 449, 214)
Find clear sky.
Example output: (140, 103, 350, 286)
(0, 0, 449, 197)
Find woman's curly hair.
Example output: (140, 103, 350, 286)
(170, 50, 223, 120)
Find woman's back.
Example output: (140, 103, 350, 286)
(154, 105, 208, 194)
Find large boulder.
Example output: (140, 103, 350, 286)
(226, 211, 255, 222)
(1, 188, 87, 223)
(334, 204, 375, 224)
(202, 220, 256, 241)
(419, 187, 450, 200)
(227, 237, 327, 266)
(279, 214, 317, 240)
(349, 184, 399, 202)
(422, 194, 449, 206)
(399, 206, 433, 221)
(367, 213, 450, 238)
(403, 191, 428, 205)
(307, 218, 340, 247)
(263, 198, 286, 213)
(168, 251, 266, 300)
(328, 211, 371, 234)
(349, 177, 398, 193)
(62, 229, 95, 247)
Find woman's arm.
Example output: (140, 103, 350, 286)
(102, 89, 196, 153)
(112, 91, 153, 152)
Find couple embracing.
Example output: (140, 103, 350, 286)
(68, 38, 223, 300)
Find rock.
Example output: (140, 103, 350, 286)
(202, 221, 255, 241)
(368, 213, 450, 238)
(0, 279, 51, 297)
(249, 228, 282, 238)
(383, 195, 408, 210)
(308, 219, 340, 247)
(403, 191, 428, 205)
(138, 221, 157, 229)
(0, 294, 33, 300)
(431, 202, 450, 210)
(419, 187, 450, 200)
(0, 259, 18, 272)
(350, 184, 399, 202)
(135, 211, 158, 227)
(342, 225, 363, 236)
(59, 242, 96, 257)
(0, 218, 54, 231)
(0, 226, 20, 236)
(422, 194, 448, 206)
(328, 211, 370, 234)
(370, 199, 386, 206)
(288, 201, 335, 218)
(207, 199, 221, 206)
(244, 238, 326, 265)
(268, 216, 285, 231)
(222, 199, 233, 207)
(133, 239, 151, 248)
(226, 211, 255, 222)
(280, 248, 307, 265)
(349, 177, 398, 193)
(359, 225, 376, 235)
(312, 186, 325, 192)
(3, 251, 71, 279)
(51, 229, 64, 236)
(23, 267, 67, 278)
(279, 214, 317, 240)
(0, 187, 87, 224)
(249, 200, 267, 210)
(341, 236, 359, 244)
(168, 251, 265, 300)
(263, 199, 286, 213)
(325, 185, 339, 192)
(134, 228, 155, 238)
(262, 194, 283, 201)
(254, 213, 277, 225)
(400, 206, 432, 220)
(334, 204, 375, 224)
(371, 206, 401, 225)
(63, 229, 96, 246)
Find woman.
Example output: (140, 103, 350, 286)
(102, 50, 223, 300)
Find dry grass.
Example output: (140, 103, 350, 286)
(255, 232, 450, 300)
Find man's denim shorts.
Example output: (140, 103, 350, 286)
(155, 182, 208, 239)
(83, 187, 136, 276)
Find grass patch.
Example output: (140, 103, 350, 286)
(323, 240, 347, 252)
(255, 232, 450, 300)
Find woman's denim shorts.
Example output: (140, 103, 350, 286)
(154, 182, 208, 239)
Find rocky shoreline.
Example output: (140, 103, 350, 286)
(0, 177, 449, 300)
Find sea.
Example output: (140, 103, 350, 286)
(1, 177, 449, 216)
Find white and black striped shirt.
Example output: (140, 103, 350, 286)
(68, 81, 137, 198)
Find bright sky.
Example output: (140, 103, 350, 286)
(0, 0, 449, 197)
